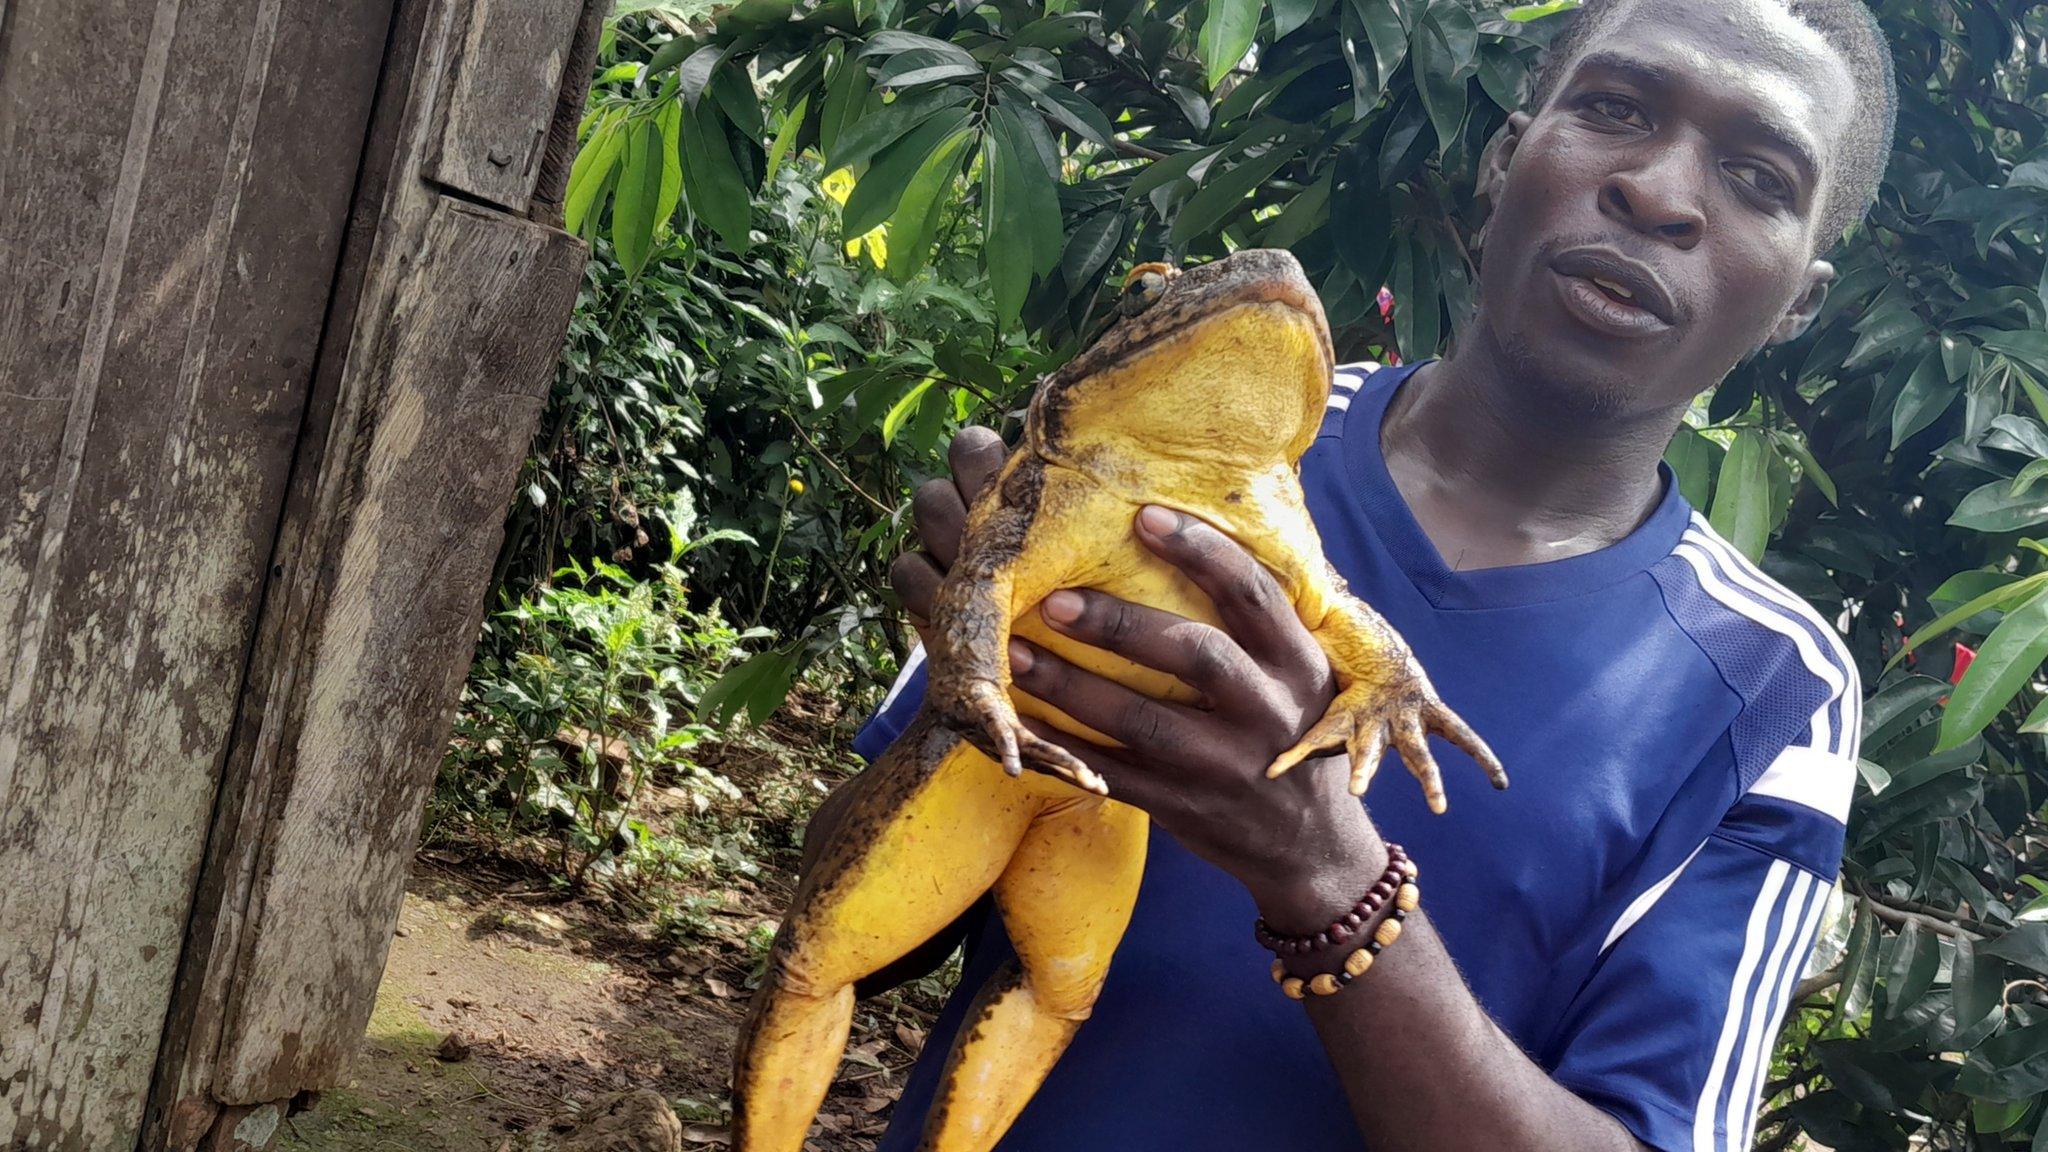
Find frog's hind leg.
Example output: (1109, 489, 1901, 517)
(733, 719, 1041, 1152)
(917, 794, 1148, 1152)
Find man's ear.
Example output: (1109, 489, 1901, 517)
(1472, 112, 1530, 250)
(1766, 259, 1835, 346)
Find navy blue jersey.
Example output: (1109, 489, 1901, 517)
(849, 361, 1860, 1152)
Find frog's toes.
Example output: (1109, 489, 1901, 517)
(1265, 683, 1504, 813)
(939, 678, 1108, 795)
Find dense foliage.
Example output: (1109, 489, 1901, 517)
(457, 0, 2048, 1146)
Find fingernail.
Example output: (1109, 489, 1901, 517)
(1138, 505, 1180, 536)
(1042, 590, 1084, 623)
(1009, 640, 1034, 671)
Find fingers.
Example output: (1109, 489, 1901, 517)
(890, 551, 944, 623)
(1019, 717, 1166, 813)
(912, 478, 968, 570)
(949, 426, 1008, 509)
(1007, 639, 1200, 764)
(1132, 506, 1321, 673)
(1036, 587, 1256, 700)
(1429, 703, 1508, 790)
(1391, 714, 1448, 815)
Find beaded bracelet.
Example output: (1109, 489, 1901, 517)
(1273, 875, 1419, 999)
(1254, 845, 1414, 955)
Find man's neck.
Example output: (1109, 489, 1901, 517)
(1379, 341, 1681, 572)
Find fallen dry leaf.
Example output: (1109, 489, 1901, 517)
(704, 976, 736, 999)
(894, 1022, 925, 1056)
(682, 1123, 732, 1145)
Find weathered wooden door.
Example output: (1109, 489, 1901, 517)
(0, 0, 598, 1148)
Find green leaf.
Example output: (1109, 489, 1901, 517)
(991, 104, 1063, 277)
(1060, 208, 1125, 289)
(1890, 350, 1954, 449)
(763, 93, 808, 184)
(1352, 0, 1407, 84)
(881, 377, 935, 444)
(1772, 428, 1836, 505)
(1883, 921, 1940, 1018)
(1475, 43, 1530, 112)
(1709, 430, 1773, 561)
(1845, 305, 1930, 371)
(1270, 0, 1317, 39)
(881, 126, 973, 282)
(1838, 900, 1879, 1019)
(2013, 459, 2048, 497)
(875, 51, 983, 90)
(1665, 426, 1719, 508)
(983, 111, 1033, 327)
(824, 85, 970, 175)
(678, 101, 753, 252)
(1941, 332, 1973, 382)
(1947, 936, 2004, 1051)
(1004, 71, 1116, 147)
(1982, 329, 2048, 383)
(842, 105, 974, 235)
(613, 118, 666, 279)
(1411, 8, 1472, 156)
(1860, 675, 1948, 752)
(820, 47, 874, 160)
(1937, 585, 2048, 750)
(1200, 0, 1263, 88)
(1981, 923, 2048, 976)
(1503, 0, 1579, 19)
(565, 114, 628, 236)
(1124, 145, 1216, 207)
(656, 102, 684, 225)
(1887, 571, 2048, 671)
(1391, 236, 1440, 362)
(676, 43, 730, 108)
(1171, 133, 1302, 245)
(1949, 480, 2048, 533)
(697, 648, 801, 726)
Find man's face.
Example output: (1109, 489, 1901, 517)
(1472, 0, 1856, 418)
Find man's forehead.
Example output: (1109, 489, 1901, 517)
(1556, 0, 1855, 172)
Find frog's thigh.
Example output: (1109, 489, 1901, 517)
(916, 797, 1147, 1151)
(994, 793, 1148, 1013)
(784, 740, 1042, 988)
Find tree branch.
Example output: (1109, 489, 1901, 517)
(1855, 886, 1982, 940)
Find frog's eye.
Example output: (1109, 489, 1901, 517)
(1119, 262, 1178, 315)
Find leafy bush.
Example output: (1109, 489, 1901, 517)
(515, 0, 2048, 1144)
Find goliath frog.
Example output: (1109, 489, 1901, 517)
(732, 248, 1505, 1152)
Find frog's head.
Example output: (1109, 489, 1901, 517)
(1031, 249, 1333, 468)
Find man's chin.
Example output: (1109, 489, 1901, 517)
(1490, 321, 1660, 422)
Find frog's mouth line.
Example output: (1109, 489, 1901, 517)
(1056, 273, 1333, 389)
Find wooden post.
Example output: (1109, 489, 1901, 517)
(0, 0, 603, 1148)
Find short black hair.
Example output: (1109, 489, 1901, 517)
(1530, 0, 1898, 253)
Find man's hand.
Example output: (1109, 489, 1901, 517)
(1008, 505, 1384, 933)
(889, 427, 1008, 649)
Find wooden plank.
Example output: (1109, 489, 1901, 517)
(212, 196, 584, 1103)
(0, 0, 368, 1145)
(424, 0, 586, 212)
(530, 0, 611, 228)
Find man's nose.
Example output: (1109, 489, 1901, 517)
(1598, 143, 1706, 250)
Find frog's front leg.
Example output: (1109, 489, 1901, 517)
(927, 455, 1110, 795)
(1268, 573, 1507, 811)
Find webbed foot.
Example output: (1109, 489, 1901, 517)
(1265, 679, 1506, 813)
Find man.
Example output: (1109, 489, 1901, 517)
(811, 0, 1896, 1148)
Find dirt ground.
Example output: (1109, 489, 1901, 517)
(278, 697, 947, 1151)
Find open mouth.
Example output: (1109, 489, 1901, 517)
(1549, 249, 1676, 337)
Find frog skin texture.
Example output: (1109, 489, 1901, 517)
(731, 249, 1505, 1152)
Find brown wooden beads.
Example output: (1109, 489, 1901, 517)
(1253, 844, 1411, 955)
(1264, 854, 1419, 999)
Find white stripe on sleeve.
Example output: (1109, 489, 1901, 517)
(1746, 744, 1858, 823)
(1693, 859, 1790, 1152)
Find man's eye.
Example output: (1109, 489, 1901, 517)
(1730, 163, 1792, 203)
(1584, 94, 1648, 127)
